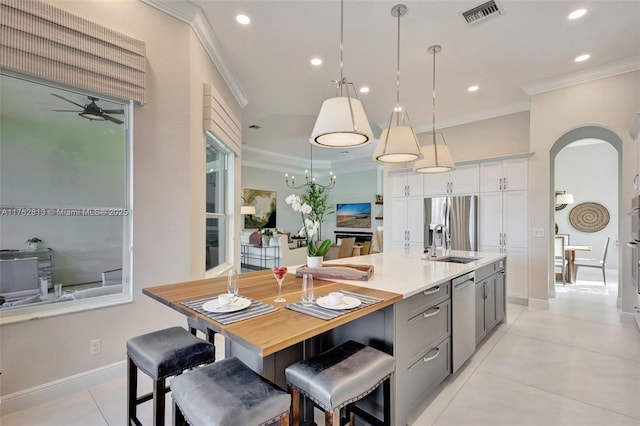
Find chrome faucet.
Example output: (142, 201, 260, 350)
(431, 224, 445, 257)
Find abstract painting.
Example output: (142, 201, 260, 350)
(244, 189, 277, 229)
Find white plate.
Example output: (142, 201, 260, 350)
(202, 297, 251, 313)
(316, 295, 361, 310)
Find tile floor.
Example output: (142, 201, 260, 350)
(2, 270, 639, 426)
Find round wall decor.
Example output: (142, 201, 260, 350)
(569, 202, 610, 233)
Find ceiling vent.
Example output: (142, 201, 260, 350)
(461, 0, 504, 25)
(248, 124, 262, 129)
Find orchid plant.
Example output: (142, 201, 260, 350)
(285, 193, 332, 257)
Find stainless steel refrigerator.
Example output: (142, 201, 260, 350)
(424, 195, 477, 251)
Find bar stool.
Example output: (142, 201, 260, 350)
(285, 340, 395, 426)
(126, 326, 215, 426)
(172, 357, 291, 426)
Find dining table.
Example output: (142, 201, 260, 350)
(564, 245, 592, 283)
(142, 268, 402, 386)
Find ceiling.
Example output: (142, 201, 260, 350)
(178, 0, 639, 168)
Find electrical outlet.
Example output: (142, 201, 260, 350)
(89, 339, 101, 355)
(533, 228, 545, 238)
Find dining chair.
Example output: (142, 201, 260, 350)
(574, 236, 611, 286)
(338, 237, 356, 258)
(554, 236, 566, 285)
(556, 233, 570, 246)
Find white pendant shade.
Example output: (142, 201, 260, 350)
(413, 141, 455, 173)
(374, 125, 422, 163)
(240, 205, 256, 215)
(310, 96, 373, 148)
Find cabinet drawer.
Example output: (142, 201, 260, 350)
(405, 338, 451, 408)
(404, 282, 450, 319)
(405, 299, 450, 365)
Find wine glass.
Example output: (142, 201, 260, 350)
(227, 269, 239, 298)
(272, 266, 287, 302)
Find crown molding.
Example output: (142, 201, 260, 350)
(522, 55, 640, 96)
(410, 101, 531, 135)
(140, 0, 248, 107)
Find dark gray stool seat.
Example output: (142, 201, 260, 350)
(126, 326, 215, 426)
(285, 340, 394, 426)
(172, 357, 291, 426)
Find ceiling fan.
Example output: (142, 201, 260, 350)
(51, 93, 124, 124)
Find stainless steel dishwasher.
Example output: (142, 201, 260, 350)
(452, 271, 475, 373)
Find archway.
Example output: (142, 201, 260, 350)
(549, 126, 623, 300)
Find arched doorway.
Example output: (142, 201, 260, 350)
(549, 126, 623, 301)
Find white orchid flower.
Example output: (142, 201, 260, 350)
(300, 203, 312, 215)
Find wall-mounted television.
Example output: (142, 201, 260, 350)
(336, 203, 371, 228)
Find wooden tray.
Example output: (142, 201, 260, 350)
(295, 264, 374, 281)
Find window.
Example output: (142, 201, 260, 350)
(0, 72, 131, 322)
(206, 133, 230, 271)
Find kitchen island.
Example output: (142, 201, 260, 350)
(143, 248, 506, 425)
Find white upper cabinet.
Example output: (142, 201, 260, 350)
(424, 164, 479, 196)
(391, 172, 424, 198)
(480, 158, 528, 192)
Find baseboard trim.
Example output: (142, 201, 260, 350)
(507, 296, 528, 306)
(0, 360, 126, 417)
(528, 298, 549, 310)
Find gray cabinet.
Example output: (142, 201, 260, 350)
(475, 259, 506, 344)
(395, 282, 451, 425)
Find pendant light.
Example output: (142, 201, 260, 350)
(413, 45, 455, 173)
(374, 4, 422, 163)
(310, 0, 373, 148)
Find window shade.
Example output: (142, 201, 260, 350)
(0, 0, 145, 103)
(204, 83, 241, 155)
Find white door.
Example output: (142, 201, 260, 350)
(503, 158, 528, 191)
(423, 172, 451, 196)
(391, 173, 408, 197)
(406, 173, 424, 197)
(451, 164, 479, 194)
(479, 161, 503, 192)
(502, 190, 528, 248)
(407, 197, 424, 246)
(479, 192, 503, 247)
(391, 198, 408, 248)
(504, 246, 528, 299)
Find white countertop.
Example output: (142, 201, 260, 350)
(312, 248, 506, 298)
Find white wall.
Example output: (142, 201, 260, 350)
(555, 141, 618, 269)
(0, 0, 240, 402)
(529, 70, 640, 312)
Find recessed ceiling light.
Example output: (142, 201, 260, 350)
(310, 58, 322, 66)
(568, 8, 587, 20)
(467, 85, 479, 92)
(575, 53, 591, 62)
(236, 14, 251, 25)
(359, 87, 370, 93)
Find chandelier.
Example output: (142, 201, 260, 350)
(285, 145, 336, 189)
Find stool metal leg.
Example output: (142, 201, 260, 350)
(289, 387, 300, 425)
(325, 410, 340, 426)
(127, 356, 138, 426)
(152, 378, 166, 426)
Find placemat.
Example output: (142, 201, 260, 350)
(285, 290, 383, 320)
(182, 296, 278, 325)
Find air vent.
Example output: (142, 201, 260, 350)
(461, 0, 504, 24)
(248, 124, 262, 129)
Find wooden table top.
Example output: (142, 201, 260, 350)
(143, 269, 402, 357)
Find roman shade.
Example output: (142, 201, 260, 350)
(203, 83, 241, 155)
(0, 0, 145, 103)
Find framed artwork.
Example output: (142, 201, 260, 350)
(243, 189, 277, 229)
(336, 203, 371, 228)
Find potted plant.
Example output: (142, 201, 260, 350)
(259, 228, 274, 246)
(286, 189, 333, 268)
(26, 237, 42, 251)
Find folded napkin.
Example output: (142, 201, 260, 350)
(285, 290, 382, 321)
(182, 296, 278, 325)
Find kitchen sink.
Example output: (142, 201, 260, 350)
(430, 256, 479, 264)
